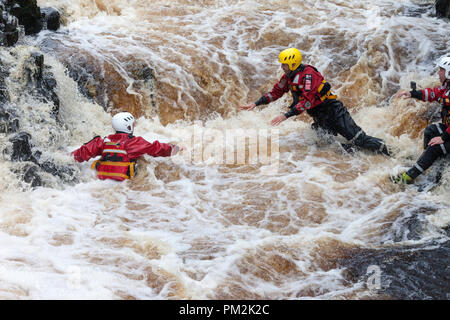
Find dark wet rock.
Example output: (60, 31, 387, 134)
(40, 7, 60, 31)
(339, 240, 450, 299)
(444, 225, 450, 238)
(392, 211, 431, 242)
(25, 52, 60, 117)
(65, 57, 104, 104)
(131, 64, 154, 82)
(9, 0, 42, 35)
(20, 164, 42, 187)
(39, 160, 77, 183)
(414, 156, 450, 192)
(7, 133, 78, 185)
(435, 0, 450, 18)
(39, 70, 59, 117)
(9, 132, 36, 162)
(403, 2, 440, 18)
(0, 57, 9, 103)
(27, 51, 44, 82)
(0, 57, 19, 133)
(0, 0, 20, 46)
(0, 104, 19, 133)
(1, 1, 62, 47)
(422, 104, 442, 124)
(8, 132, 33, 162)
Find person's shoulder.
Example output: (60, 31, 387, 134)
(304, 64, 322, 74)
(83, 135, 102, 145)
(127, 135, 151, 144)
(279, 73, 288, 81)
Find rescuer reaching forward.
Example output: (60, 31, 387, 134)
(392, 56, 450, 185)
(71, 112, 183, 181)
(240, 48, 390, 156)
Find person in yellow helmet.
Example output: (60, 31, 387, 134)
(240, 48, 390, 155)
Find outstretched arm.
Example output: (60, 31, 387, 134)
(240, 75, 290, 111)
(428, 136, 444, 146)
(271, 114, 287, 126)
(127, 137, 182, 158)
(170, 144, 184, 155)
(397, 91, 411, 99)
(240, 102, 257, 111)
(71, 136, 104, 162)
(398, 86, 444, 102)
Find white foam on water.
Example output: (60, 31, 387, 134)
(0, 0, 447, 299)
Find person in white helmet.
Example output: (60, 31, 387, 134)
(393, 56, 450, 184)
(71, 112, 183, 181)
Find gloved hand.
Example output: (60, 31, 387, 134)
(171, 144, 184, 156)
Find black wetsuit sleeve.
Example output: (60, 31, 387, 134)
(255, 96, 269, 106)
(410, 89, 422, 100)
(284, 106, 300, 118)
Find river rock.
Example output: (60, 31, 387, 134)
(0, 105, 19, 133)
(25, 52, 60, 118)
(39, 160, 76, 182)
(0, 57, 9, 103)
(0, 0, 20, 46)
(1, 1, 61, 47)
(435, 0, 450, 18)
(21, 164, 42, 187)
(40, 7, 60, 31)
(9, 132, 36, 162)
(9, 0, 42, 35)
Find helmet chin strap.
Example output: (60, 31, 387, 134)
(288, 64, 303, 78)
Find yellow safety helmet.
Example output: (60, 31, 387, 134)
(278, 48, 302, 71)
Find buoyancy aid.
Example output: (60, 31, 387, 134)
(91, 136, 137, 181)
(411, 81, 450, 141)
(256, 64, 338, 118)
(417, 83, 450, 128)
(290, 65, 337, 111)
(438, 89, 450, 127)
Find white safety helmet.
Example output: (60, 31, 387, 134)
(112, 112, 135, 134)
(437, 55, 450, 79)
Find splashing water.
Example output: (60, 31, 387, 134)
(0, 0, 448, 299)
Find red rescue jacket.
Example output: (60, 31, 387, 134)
(71, 133, 174, 181)
(259, 64, 337, 115)
(415, 82, 450, 140)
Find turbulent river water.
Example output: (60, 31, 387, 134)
(0, 0, 449, 299)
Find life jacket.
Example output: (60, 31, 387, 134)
(90, 135, 137, 181)
(288, 64, 337, 110)
(438, 87, 450, 127)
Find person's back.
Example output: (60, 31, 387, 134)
(71, 112, 182, 181)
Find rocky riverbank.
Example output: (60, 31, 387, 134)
(1, 0, 76, 188)
(1, 0, 60, 46)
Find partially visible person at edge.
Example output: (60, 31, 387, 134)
(240, 48, 390, 156)
(392, 56, 450, 185)
(71, 112, 183, 181)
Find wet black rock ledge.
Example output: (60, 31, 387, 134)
(435, 0, 450, 18)
(1, 1, 76, 188)
(0, 0, 61, 46)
